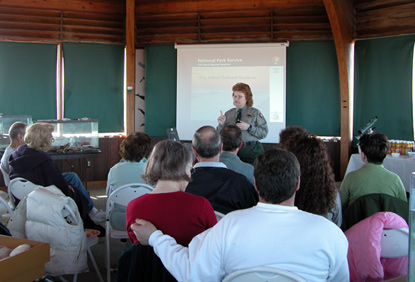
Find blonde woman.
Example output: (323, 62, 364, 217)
(8, 123, 101, 231)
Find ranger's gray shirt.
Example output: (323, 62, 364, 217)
(217, 105, 268, 142)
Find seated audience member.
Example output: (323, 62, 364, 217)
(219, 125, 254, 185)
(185, 126, 258, 214)
(106, 132, 152, 195)
(278, 125, 308, 150)
(2, 122, 105, 223)
(281, 131, 342, 227)
(8, 123, 103, 232)
(1, 122, 27, 175)
(131, 149, 349, 281)
(341, 132, 407, 209)
(126, 139, 217, 246)
(107, 132, 152, 230)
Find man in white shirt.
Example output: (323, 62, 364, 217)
(1, 122, 27, 175)
(131, 149, 349, 282)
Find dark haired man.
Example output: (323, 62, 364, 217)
(130, 149, 349, 281)
(186, 125, 257, 214)
(219, 125, 254, 185)
(341, 132, 407, 209)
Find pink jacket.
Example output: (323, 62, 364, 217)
(345, 212, 408, 281)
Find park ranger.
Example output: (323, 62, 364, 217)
(217, 82, 268, 164)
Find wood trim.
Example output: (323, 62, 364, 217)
(126, 0, 135, 135)
(0, 0, 125, 14)
(135, 0, 325, 15)
(323, 0, 354, 180)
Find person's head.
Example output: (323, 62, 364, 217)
(220, 125, 242, 152)
(24, 123, 54, 152)
(192, 126, 221, 159)
(254, 149, 300, 204)
(8, 122, 28, 144)
(232, 82, 253, 108)
(358, 132, 390, 164)
(279, 125, 308, 150)
(142, 140, 192, 186)
(287, 134, 337, 215)
(119, 132, 152, 162)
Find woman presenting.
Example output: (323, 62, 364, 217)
(217, 82, 268, 164)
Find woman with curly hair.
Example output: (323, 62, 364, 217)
(283, 133, 342, 226)
(278, 125, 308, 151)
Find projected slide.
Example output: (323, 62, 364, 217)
(176, 43, 286, 143)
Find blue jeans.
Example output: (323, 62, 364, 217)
(62, 172, 94, 212)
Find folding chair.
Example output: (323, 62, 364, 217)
(105, 183, 153, 282)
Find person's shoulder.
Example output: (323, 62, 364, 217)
(346, 165, 368, 178)
(4, 146, 15, 154)
(128, 192, 150, 205)
(227, 169, 253, 185)
(181, 191, 211, 203)
(239, 159, 254, 169)
(109, 161, 123, 170)
(246, 106, 262, 113)
(225, 108, 236, 114)
(219, 152, 237, 162)
(299, 210, 345, 232)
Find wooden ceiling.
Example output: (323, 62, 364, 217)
(0, 0, 413, 46)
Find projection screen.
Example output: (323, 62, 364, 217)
(176, 43, 287, 143)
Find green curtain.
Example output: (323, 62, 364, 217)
(145, 45, 177, 137)
(354, 35, 415, 140)
(286, 41, 341, 136)
(62, 42, 124, 133)
(0, 42, 57, 120)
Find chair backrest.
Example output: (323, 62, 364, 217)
(106, 183, 153, 217)
(8, 177, 40, 207)
(222, 266, 307, 282)
(63, 203, 79, 226)
(380, 228, 409, 258)
(214, 210, 225, 221)
(0, 166, 10, 187)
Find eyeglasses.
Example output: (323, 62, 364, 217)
(232, 94, 245, 99)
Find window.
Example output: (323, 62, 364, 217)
(0, 41, 125, 134)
